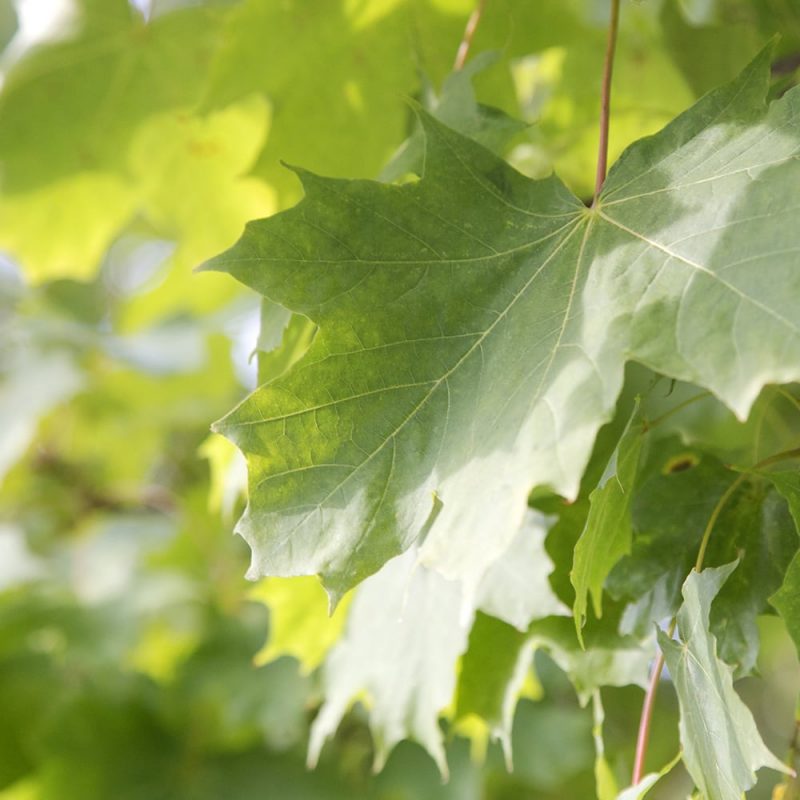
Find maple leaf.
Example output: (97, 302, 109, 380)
(209, 47, 800, 603)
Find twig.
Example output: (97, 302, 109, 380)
(593, 0, 621, 203)
(631, 626, 672, 785)
(453, 0, 487, 71)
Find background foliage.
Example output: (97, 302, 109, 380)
(2, 1, 800, 798)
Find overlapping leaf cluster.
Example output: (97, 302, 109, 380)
(211, 13, 800, 800)
(3, 1, 800, 799)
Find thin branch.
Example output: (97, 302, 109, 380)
(453, 0, 487, 71)
(631, 444, 800, 782)
(593, 0, 621, 203)
(631, 622, 674, 785)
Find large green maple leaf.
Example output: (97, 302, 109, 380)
(210, 48, 800, 601)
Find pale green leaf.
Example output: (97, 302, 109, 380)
(0, 0, 219, 190)
(452, 612, 533, 768)
(127, 94, 276, 264)
(475, 510, 569, 631)
(2, 0, 463, 279)
(596, 45, 800, 419)
(529, 617, 651, 705)
(571, 405, 645, 640)
(257, 302, 317, 386)
(657, 562, 789, 800)
(249, 576, 352, 675)
(307, 510, 567, 771)
(380, 51, 526, 183)
(308, 548, 470, 775)
(205, 0, 481, 204)
(0, 0, 229, 278)
(592, 691, 618, 800)
(615, 754, 680, 800)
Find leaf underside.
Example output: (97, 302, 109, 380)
(659, 563, 788, 799)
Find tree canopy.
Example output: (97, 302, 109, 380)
(2, 2, 800, 798)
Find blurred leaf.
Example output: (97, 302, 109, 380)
(475, 511, 569, 632)
(205, 0, 488, 203)
(249, 576, 352, 675)
(199, 433, 247, 520)
(511, 3, 695, 196)
(128, 95, 275, 265)
(380, 51, 527, 183)
(0, 1, 226, 279)
(453, 612, 532, 766)
(508, 698, 595, 792)
(530, 617, 652, 706)
(0, 349, 83, 486)
(309, 549, 470, 775)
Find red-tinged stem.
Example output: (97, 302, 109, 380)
(631, 622, 673, 785)
(631, 444, 800, 783)
(593, 0, 621, 203)
(453, 0, 487, 71)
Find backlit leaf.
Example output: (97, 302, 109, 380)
(212, 48, 800, 609)
(571, 405, 645, 640)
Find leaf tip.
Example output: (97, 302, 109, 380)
(279, 159, 317, 187)
(323, 580, 347, 617)
(573, 612, 587, 650)
(195, 254, 224, 275)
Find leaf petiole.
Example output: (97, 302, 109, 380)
(453, 0, 487, 71)
(593, 0, 621, 203)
